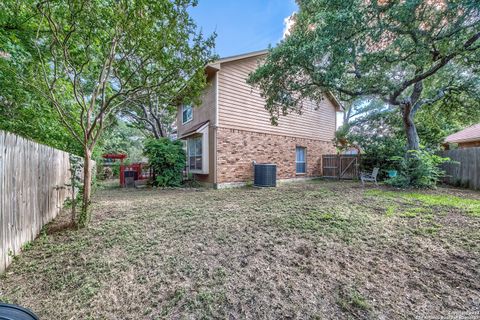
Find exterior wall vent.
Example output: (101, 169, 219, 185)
(254, 163, 277, 187)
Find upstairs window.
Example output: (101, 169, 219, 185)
(182, 105, 193, 124)
(187, 136, 202, 171)
(296, 147, 306, 174)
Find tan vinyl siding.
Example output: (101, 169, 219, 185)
(177, 74, 217, 185)
(177, 74, 217, 137)
(218, 56, 337, 141)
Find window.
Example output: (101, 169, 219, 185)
(182, 105, 193, 124)
(296, 147, 306, 174)
(187, 137, 202, 171)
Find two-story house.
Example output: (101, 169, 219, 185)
(177, 50, 342, 188)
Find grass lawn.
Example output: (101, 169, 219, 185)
(1, 180, 479, 319)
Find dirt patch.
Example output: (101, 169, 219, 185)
(1, 181, 479, 319)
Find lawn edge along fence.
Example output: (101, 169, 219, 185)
(0, 130, 81, 273)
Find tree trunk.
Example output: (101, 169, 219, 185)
(343, 102, 353, 124)
(401, 104, 420, 151)
(71, 181, 76, 225)
(79, 148, 92, 227)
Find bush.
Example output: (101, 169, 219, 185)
(359, 136, 405, 178)
(144, 138, 186, 187)
(343, 122, 406, 179)
(111, 162, 120, 178)
(385, 150, 450, 189)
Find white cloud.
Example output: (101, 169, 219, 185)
(283, 12, 296, 39)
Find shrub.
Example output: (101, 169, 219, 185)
(144, 138, 186, 187)
(359, 136, 405, 179)
(385, 150, 450, 189)
(111, 162, 121, 178)
(344, 123, 406, 179)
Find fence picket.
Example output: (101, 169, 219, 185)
(440, 147, 480, 190)
(0, 130, 75, 273)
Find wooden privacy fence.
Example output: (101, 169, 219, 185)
(322, 154, 359, 179)
(439, 147, 480, 190)
(0, 130, 74, 273)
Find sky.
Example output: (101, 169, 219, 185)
(189, 0, 298, 58)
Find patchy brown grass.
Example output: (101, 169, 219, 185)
(1, 180, 479, 319)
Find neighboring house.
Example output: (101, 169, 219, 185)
(177, 50, 342, 188)
(444, 124, 480, 149)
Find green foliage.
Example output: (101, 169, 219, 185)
(385, 150, 450, 189)
(333, 124, 350, 151)
(403, 193, 480, 217)
(122, 97, 180, 139)
(111, 162, 121, 178)
(0, 1, 83, 155)
(28, 0, 215, 152)
(144, 138, 185, 187)
(367, 189, 480, 217)
(21, 241, 33, 252)
(345, 108, 405, 174)
(359, 140, 405, 178)
(345, 101, 480, 175)
(248, 0, 480, 150)
(416, 96, 480, 147)
(99, 119, 146, 163)
(0, 0, 215, 226)
(337, 287, 371, 314)
(0, 102, 83, 155)
(77, 205, 91, 229)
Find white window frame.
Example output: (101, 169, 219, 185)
(187, 136, 203, 172)
(184, 124, 209, 174)
(182, 105, 193, 124)
(296, 146, 306, 174)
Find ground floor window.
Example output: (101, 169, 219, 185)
(296, 147, 306, 174)
(187, 136, 202, 171)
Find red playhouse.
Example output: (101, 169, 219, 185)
(102, 154, 151, 187)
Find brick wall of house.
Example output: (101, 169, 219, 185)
(216, 127, 336, 183)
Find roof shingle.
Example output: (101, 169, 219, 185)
(444, 124, 480, 143)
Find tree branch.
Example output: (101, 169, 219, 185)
(389, 31, 480, 104)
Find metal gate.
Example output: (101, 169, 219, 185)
(322, 154, 359, 179)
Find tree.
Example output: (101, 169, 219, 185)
(248, 0, 480, 151)
(341, 97, 387, 125)
(347, 90, 480, 151)
(121, 92, 177, 139)
(100, 119, 146, 163)
(341, 93, 480, 174)
(0, 100, 83, 155)
(0, 0, 83, 155)
(120, 5, 219, 140)
(121, 66, 213, 139)
(33, 0, 215, 226)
